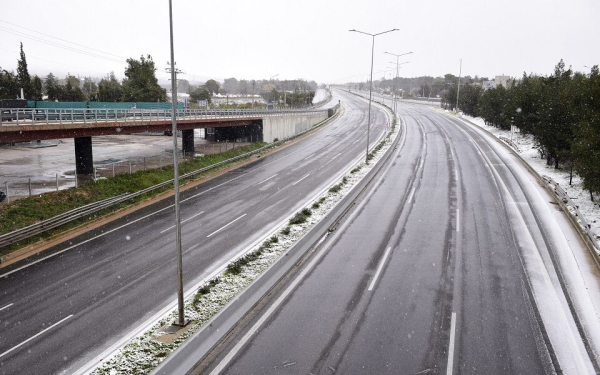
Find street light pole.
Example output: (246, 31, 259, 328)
(168, 0, 187, 327)
(456, 58, 462, 112)
(350, 28, 398, 164)
(384, 51, 413, 113)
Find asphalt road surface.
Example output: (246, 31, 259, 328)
(199, 101, 599, 375)
(0, 90, 389, 375)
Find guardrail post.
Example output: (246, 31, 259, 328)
(129, 161, 132, 174)
(56, 173, 59, 191)
(29, 178, 32, 197)
(112, 163, 115, 177)
(94, 167, 97, 181)
(4, 182, 8, 204)
(75, 172, 78, 188)
(144, 157, 147, 171)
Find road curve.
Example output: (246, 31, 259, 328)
(0, 90, 389, 375)
(197, 101, 599, 375)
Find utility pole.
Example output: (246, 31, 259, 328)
(456, 58, 462, 112)
(167, 0, 188, 328)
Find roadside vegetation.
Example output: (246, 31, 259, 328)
(441, 60, 600, 199)
(0, 143, 266, 256)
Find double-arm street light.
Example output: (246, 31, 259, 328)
(384, 51, 413, 112)
(350, 28, 398, 164)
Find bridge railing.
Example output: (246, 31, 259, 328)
(0, 107, 327, 126)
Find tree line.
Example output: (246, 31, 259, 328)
(1, 43, 167, 103)
(442, 60, 600, 199)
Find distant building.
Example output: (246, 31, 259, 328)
(482, 75, 513, 90)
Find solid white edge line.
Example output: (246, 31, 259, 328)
(78, 91, 392, 374)
(0, 303, 13, 312)
(446, 312, 457, 375)
(206, 214, 247, 238)
(368, 246, 392, 291)
(209, 100, 395, 374)
(208, 232, 329, 375)
(257, 174, 278, 185)
(456, 209, 460, 232)
(407, 187, 415, 203)
(0, 314, 73, 359)
(292, 174, 310, 186)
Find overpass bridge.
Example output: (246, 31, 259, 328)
(0, 107, 334, 176)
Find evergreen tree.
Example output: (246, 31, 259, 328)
(98, 72, 123, 102)
(0, 67, 19, 99)
(16, 42, 32, 98)
(121, 55, 166, 102)
(45, 73, 60, 101)
(31, 75, 43, 100)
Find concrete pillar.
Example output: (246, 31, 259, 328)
(74, 136, 94, 176)
(182, 129, 195, 155)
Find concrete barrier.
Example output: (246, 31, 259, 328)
(262, 112, 328, 143)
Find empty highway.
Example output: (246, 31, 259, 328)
(198, 102, 600, 375)
(0, 90, 389, 375)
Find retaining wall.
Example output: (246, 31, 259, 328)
(262, 112, 328, 143)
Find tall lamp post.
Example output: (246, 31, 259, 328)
(384, 51, 413, 112)
(350, 28, 398, 164)
(387, 61, 409, 111)
(168, 0, 187, 327)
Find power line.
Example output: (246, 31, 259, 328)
(0, 26, 126, 65)
(0, 19, 127, 60)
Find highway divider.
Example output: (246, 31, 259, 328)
(151, 97, 400, 375)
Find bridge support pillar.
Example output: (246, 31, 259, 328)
(182, 129, 195, 155)
(74, 136, 94, 176)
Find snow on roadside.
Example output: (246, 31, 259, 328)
(312, 88, 329, 104)
(91, 108, 399, 375)
(455, 112, 600, 249)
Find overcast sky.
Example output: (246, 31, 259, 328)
(1, 0, 598, 85)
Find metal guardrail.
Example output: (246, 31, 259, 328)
(0, 107, 326, 126)
(0, 106, 340, 252)
(0, 193, 130, 249)
(542, 175, 600, 254)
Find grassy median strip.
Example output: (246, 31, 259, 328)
(0, 143, 266, 257)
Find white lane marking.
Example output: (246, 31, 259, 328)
(351, 139, 359, 145)
(159, 211, 205, 234)
(303, 153, 316, 161)
(0, 204, 174, 278)
(206, 214, 247, 238)
(0, 315, 73, 359)
(368, 247, 392, 291)
(407, 187, 415, 203)
(446, 312, 457, 375)
(209, 233, 330, 375)
(331, 152, 342, 160)
(292, 174, 310, 186)
(0, 303, 13, 312)
(456, 209, 460, 232)
(258, 174, 278, 185)
(181, 173, 248, 203)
